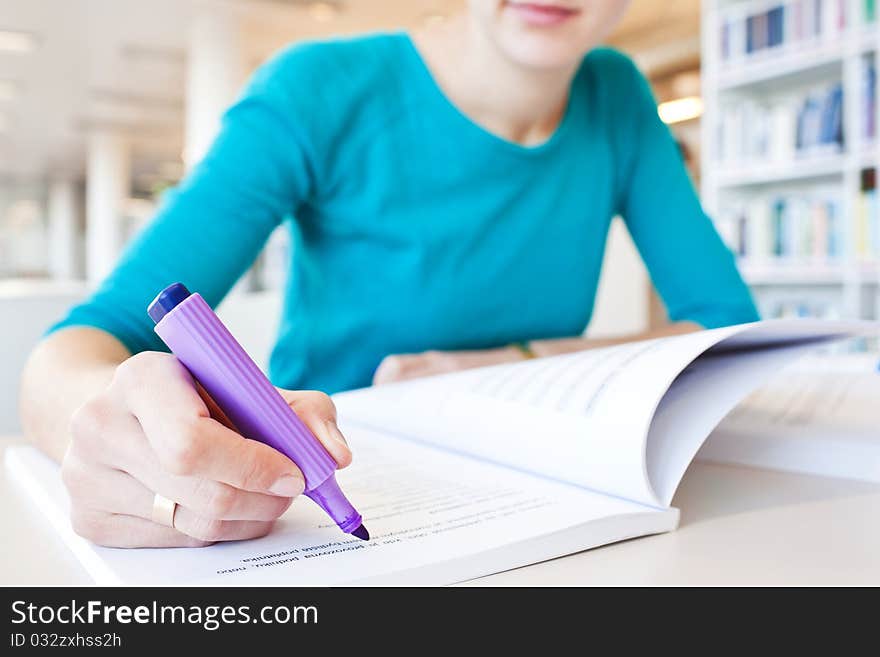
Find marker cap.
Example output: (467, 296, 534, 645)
(147, 282, 191, 323)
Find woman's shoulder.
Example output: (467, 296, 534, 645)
(236, 32, 411, 148)
(245, 33, 407, 103)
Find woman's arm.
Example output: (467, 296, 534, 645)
(27, 50, 316, 457)
(527, 321, 701, 356)
(371, 322, 700, 384)
(611, 54, 759, 330)
(21, 326, 349, 548)
(18, 47, 349, 548)
(25, 119, 295, 457)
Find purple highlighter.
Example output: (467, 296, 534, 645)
(148, 282, 369, 541)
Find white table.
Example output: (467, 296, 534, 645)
(3, 435, 879, 586)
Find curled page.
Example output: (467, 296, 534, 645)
(335, 319, 877, 507)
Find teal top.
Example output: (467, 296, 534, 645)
(51, 33, 758, 394)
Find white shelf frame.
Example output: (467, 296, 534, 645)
(702, 0, 880, 319)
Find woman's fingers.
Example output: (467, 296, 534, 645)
(65, 461, 281, 545)
(70, 391, 297, 521)
(372, 354, 410, 385)
(373, 348, 526, 385)
(65, 350, 353, 548)
(173, 516, 277, 544)
(113, 351, 212, 445)
(113, 353, 306, 494)
(139, 413, 306, 496)
(278, 389, 352, 468)
(70, 509, 208, 548)
(72, 507, 277, 548)
(126, 451, 296, 521)
(373, 352, 443, 385)
(63, 455, 153, 518)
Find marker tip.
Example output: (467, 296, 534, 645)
(351, 524, 370, 541)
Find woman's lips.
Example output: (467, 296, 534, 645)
(504, 2, 581, 26)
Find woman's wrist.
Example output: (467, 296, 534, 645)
(508, 341, 537, 360)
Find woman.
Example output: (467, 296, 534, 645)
(20, 1, 758, 547)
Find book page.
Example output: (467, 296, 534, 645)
(4, 427, 676, 586)
(698, 354, 880, 482)
(713, 353, 880, 433)
(644, 341, 824, 505)
(335, 320, 876, 506)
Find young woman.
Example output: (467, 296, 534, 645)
(20, 1, 758, 548)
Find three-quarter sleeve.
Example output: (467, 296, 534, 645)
(50, 70, 315, 354)
(610, 55, 760, 328)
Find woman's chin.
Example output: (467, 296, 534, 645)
(497, 35, 588, 70)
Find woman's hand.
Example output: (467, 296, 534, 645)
(373, 346, 525, 385)
(62, 351, 351, 548)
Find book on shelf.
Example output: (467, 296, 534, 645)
(718, 82, 845, 166)
(797, 82, 844, 152)
(858, 168, 880, 258)
(720, 0, 849, 64)
(716, 189, 845, 260)
(761, 296, 843, 318)
(861, 55, 876, 142)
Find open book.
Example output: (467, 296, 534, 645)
(5, 319, 877, 585)
(701, 353, 880, 482)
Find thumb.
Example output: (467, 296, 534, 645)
(276, 389, 352, 469)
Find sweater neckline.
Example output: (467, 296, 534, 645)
(395, 32, 579, 157)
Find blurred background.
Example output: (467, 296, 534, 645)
(0, 0, 878, 432)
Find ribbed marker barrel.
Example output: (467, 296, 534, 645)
(148, 283, 368, 540)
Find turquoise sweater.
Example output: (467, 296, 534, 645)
(51, 33, 758, 394)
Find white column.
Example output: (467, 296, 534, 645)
(184, 3, 257, 295)
(47, 179, 80, 280)
(86, 130, 130, 286)
(184, 4, 246, 169)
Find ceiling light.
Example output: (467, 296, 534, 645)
(309, 2, 338, 22)
(657, 96, 703, 125)
(0, 29, 38, 54)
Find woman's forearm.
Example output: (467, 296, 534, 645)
(24, 327, 351, 549)
(373, 321, 704, 384)
(527, 321, 702, 357)
(19, 327, 131, 462)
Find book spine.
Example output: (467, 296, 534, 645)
(720, 192, 845, 263)
(719, 82, 847, 166)
(720, 0, 855, 64)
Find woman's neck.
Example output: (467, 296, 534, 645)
(410, 14, 579, 146)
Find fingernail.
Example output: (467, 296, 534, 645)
(268, 474, 305, 497)
(325, 420, 348, 447)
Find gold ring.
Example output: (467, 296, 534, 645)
(151, 493, 178, 528)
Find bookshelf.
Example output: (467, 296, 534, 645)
(701, 0, 880, 320)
